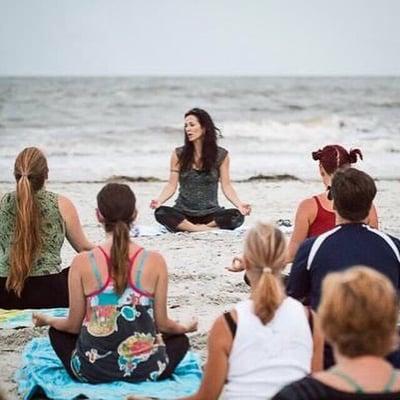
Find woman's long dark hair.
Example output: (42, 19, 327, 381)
(178, 108, 221, 172)
(97, 183, 136, 295)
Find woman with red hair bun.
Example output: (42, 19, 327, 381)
(286, 145, 378, 263)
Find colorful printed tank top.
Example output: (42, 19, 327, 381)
(307, 196, 336, 237)
(71, 247, 168, 383)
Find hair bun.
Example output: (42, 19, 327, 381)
(312, 150, 322, 161)
(349, 148, 363, 163)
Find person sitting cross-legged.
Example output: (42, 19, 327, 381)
(33, 183, 197, 383)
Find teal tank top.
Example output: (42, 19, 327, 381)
(0, 189, 65, 277)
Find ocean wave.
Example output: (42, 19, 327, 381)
(105, 175, 162, 182)
(237, 174, 301, 182)
(368, 101, 400, 109)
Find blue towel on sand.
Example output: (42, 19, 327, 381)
(17, 337, 202, 400)
(0, 308, 68, 329)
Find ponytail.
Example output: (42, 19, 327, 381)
(110, 221, 130, 295)
(253, 268, 284, 324)
(312, 149, 323, 161)
(349, 148, 363, 163)
(7, 147, 47, 297)
(244, 223, 286, 325)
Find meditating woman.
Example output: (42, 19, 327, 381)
(33, 183, 197, 383)
(286, 144, 378, 262)
(273, 266, 400, 399)
(183, 223, 323, 400)
(151, 108, 251, 232)
(0, 147, 93, 309)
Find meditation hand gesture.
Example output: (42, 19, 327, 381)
(238, 203, 251, 216)
(32, 312, 50, 327)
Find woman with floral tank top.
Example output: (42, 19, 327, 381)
(33, 183, 197, 383)
(0, 147, 93, 309)
(151, 108, 251, 232)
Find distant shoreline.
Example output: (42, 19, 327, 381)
(1, 174, 399, 185)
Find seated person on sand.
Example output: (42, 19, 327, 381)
(150, 108, 251, 232)
(287, 167, 400, 369)
(286, 144, 378, 263)
(0, 147, 93, 309)
(181, 223, 323, 400)
(229, 144, 378, 272)
(273, 267, 400, 400)
(33, 183, 197, 383)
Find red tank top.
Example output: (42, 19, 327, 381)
(307, 196, 336, 237)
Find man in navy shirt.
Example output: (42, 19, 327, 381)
(287, 168, 400, 367)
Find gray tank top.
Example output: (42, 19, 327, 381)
(174, 146, 228, 216)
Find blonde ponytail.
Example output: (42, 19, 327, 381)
(110, 221, 130, 295)
(7, 147, 47, 297)
(244, 223, 287, 324)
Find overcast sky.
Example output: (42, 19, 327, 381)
(1, 0, 399, 76)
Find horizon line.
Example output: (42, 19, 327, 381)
(0, 74, 399, 79)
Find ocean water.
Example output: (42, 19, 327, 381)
(0, 77, 399, 182)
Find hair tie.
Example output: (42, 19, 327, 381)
(263, 267, 272, 274)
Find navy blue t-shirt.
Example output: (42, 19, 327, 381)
(287, 223, 400, 310)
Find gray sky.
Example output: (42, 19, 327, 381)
(1, 0, 399, 76)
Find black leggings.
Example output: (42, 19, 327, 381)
(49, 328, 190, 381)
(0, 268, 69, 309)
(154, 206, 244, 232)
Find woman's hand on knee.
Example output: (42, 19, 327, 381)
(183, 317, 198, 333)
(226, 255, 245, 272)
(32, 312, 50, 327)
(150, 199, 161, 209)
(238, 203, 251, 216)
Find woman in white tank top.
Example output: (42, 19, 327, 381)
(181, 223, 323, 400)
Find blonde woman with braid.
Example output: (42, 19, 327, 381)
(182, 223, 323, 400)
(0, 147, 93, 309)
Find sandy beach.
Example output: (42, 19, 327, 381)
(0, 178, 399, 399)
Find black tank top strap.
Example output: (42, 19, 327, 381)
(223, 311, 237, 338)
(305, 306, 314, 334)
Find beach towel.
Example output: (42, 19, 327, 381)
(0, 308, 68, 329)
(17, 337, 202, 400)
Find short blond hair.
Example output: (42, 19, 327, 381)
(319, 266, 399, 358)
(244, 223, 287, 324)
